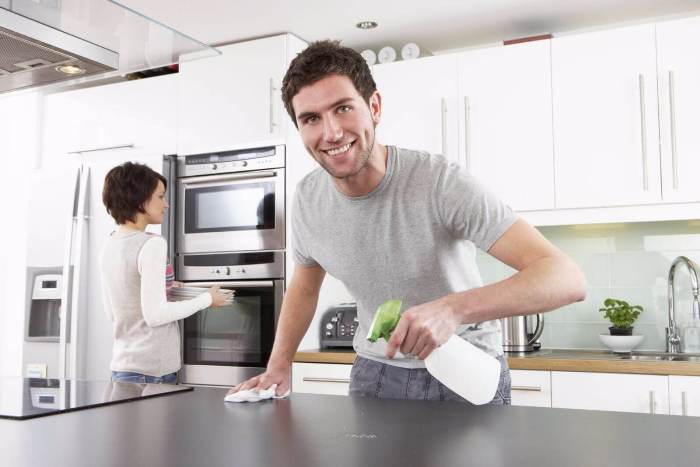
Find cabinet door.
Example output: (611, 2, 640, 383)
(292, 362, 351, 395)
(656, 17, 700, 203)
(372, 55, 460, 165)
(551, 371, 669, 414)
(551, 25, 661, 208)
(669, 375, 700, 417)
(177, 35, 288, 155)
(458, 40, 555, 211)
(510, 370, 551, 407)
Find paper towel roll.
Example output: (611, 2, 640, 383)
(424, 335, 501, 405)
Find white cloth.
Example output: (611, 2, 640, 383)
(224, 384, 290, 403)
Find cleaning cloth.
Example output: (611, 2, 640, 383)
(224, 384, 290, 403)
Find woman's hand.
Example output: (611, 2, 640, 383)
(208, 285, 231, 307)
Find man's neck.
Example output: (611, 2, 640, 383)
(332, 143, 388, 197)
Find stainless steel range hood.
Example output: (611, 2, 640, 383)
(0, 8, 118, 93)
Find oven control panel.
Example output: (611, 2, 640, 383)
(179, 145, 285, 177)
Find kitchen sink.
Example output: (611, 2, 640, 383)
(617, 352, 700, 362)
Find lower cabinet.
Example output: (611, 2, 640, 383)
(669, 375, 700, 416)
(292, 363, 351, 396)
(551, 371, 669, 415)
(510, 370, 552, 407)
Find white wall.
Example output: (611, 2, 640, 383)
(0, 91, 41, 377)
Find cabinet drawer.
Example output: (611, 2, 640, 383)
(510, 370, 551, 407)
(292, 363, 352, 396)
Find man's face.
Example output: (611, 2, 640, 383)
(292, 74, 381, 180)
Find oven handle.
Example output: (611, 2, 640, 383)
(180, 170, 279, 186)
(183, 280, 274, 288)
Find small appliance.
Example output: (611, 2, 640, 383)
(501, 314, 544, 352)
(320, 303, 358, 349)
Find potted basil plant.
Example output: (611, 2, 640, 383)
(599, 298, 643, 336)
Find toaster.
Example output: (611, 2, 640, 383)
(320, 303, 358, 349)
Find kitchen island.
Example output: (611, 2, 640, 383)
(2, 385, 699, 467)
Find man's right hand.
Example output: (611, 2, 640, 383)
(226, 365, 291, 397)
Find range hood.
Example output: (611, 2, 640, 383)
(0, 0, 218, 94)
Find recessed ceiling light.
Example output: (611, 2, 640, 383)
(55, 64, 85, 75)
(356, 21, 378, 30)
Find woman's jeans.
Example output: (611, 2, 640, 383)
(348, 354, 511, 405)
(111, 371, 178, 384)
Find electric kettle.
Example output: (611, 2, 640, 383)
(500, 314, 544, 352)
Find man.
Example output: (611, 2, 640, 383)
(228, 40, 586, 403)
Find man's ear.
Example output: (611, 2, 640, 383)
(369, 91, 382, 125)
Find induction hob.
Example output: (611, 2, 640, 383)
(0, 377, 192, 420)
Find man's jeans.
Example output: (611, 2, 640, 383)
(348, 354, 511, 405)
(111, 371, 178, 384)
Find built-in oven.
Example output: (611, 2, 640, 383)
(176, 145, 285, 254)
(177, 250, 284, 387)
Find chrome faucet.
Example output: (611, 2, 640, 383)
(667, 256, 700, 353)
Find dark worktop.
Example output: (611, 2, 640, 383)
(2, 385, 699, 467)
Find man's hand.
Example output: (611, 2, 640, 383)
(226, 364, 291, 397)
(385, 298, 460, 360)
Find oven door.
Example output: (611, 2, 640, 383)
(177, 169, 285, 253)
(180, 280, 283, 387)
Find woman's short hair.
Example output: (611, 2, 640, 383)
(102, 162, 166, 224)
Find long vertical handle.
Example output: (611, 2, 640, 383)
(463, 96, 471, 172)
(58, 169, 81, 380)
(649, 390, 656, 414)
(69, 165, 90, 380)
(638, 74, 649, 191)
(269, 78, 277, 134)
(441, 98, 447, 157)
(682, 391, 688, 416)
(668, 70, 679, 190)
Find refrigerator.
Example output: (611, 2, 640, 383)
(22, 151, 165, 381)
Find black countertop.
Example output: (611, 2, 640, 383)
(2, 386, 700, 467)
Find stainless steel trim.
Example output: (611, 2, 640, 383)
(463, 96, 471, 171)
(180, 170, 278, 186)
(269, 78, 276, 133)
(668, 70, 679, 190)
(649, 390, 656, 414)
(511, 386, 543, 392)
(682, 391, 688, 416)
(302, 377, 351, 384)
(67, 144, 134, 155)
(181, 364, 265, 387)
(638, 74, 649, 191)
(181, 280, 274, 288)
(441, 98, 447, 156)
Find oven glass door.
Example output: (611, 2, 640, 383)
(177, 170, 285, 253)
(182, 281, 280, 368)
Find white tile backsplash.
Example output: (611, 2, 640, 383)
(476, 220, 700, 352)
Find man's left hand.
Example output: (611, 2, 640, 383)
(385, 299, 460, 360)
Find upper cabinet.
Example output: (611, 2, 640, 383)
(372, 55, 460, 165)
(458, 40, 555, 211)
(656, 16, 700, 203)
(177, 34, 306, 155)
(551, 25, 661, 209)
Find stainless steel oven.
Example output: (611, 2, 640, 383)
(178, 250, 284, 387)
(176, 145, 285, 254)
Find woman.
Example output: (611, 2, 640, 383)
(100, 162, 229, 384)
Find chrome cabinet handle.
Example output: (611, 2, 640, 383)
(649, 390, 656, 414)
(668, 70, 679, 190)
(511, 386, 542, 392)
(441, 98, 448, 156)
(302, 377, 350, 384)
(269, 78, 277, 134)
(638, 74, 649, 191)
(463, 96, 471, 171)
(68, 143, 134, 154)
(682, 391, 688, 416)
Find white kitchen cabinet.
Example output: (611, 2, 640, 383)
(177, 34, 306, 155)
(292, 362, 351, 396)
(551, 24, 661, 209)
(669, 375, 700, 417)
(656, 16, 700, 203)
(371, 55, 460, 165)
(457, 40, 555, 211)
(42, 74, 177, 164)
(510, 370, 551, 407)
(551, 371, 669, 414)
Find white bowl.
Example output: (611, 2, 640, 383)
(598, 334, 645, 353)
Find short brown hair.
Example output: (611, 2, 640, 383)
(102, 162, 166, 224)
(282, 40, 377, 127)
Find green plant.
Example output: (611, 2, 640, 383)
(599, 298, 643, 330)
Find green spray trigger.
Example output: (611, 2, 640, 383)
(366, 300, 402, 343)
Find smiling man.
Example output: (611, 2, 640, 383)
(228, 40, 586, 404)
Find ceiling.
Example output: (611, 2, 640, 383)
(119, 0, 700, 55)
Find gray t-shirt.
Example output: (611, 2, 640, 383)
(292, 146, 518, 368)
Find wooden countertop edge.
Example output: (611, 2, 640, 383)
(293, 351, 700, 376)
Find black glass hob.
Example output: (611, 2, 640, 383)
(0, 377, 192, 420)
